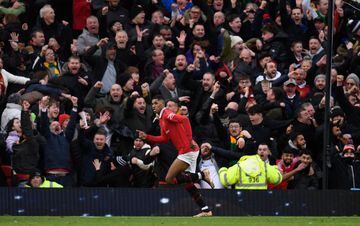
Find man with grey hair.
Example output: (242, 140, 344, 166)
(77, 16, 102, 56)
(39, 4, 55, 25)
(114, 29, 145, 68)
(34, 4, 72, 60)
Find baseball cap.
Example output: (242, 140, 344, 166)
(284, 79, 297, 86)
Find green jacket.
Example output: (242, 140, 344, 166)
(0, 2, 26, 16)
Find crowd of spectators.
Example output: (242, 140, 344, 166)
(0, 0, 359, 189)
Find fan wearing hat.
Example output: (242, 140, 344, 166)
(130, 4, 145, 25)
(308, 74, 326, 105)
(126, 133, 156, 188)
(117, 73, 135, 97)
(128, 4, 152, 44)
(59, 113, 70, 130)
(101, 0, 129, 31)
(313, 74, 326, 92)
(345, 73, 359, 95)
(329, 107, 356, 149)
(230, 35, 244, 54)
(283, 79, 302, 119)
(26, 171, 63, 188)
(328, 143, 360, 189)
(334, 73, 360, 128)
(261, 23, 289, 71)
(342, 144, 356, 158)
(330, 106, 345, 126)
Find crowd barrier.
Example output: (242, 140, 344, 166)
(0, 188, 359, 216)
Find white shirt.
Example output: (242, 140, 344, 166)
(199, 159, 224, 189)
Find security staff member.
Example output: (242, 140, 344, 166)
(25, 171, 63, 188)
(219, 144, 282, 189)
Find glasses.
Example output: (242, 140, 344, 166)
(346, 82, 355, 86)
(229, 125, 241, 129)
(191, 11, 200, 14)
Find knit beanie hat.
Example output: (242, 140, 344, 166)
(29, 170, 44, 182)
(262, 13, 272, 25)
(346, 73, 359, 87)
(7, 93, 22, 104)
(118, 73, 132, 87)
(330, 106, 345, 118)
(59, 114, 70, 126)
(230, 35, 243, 48)
(314, 74, 326, 83)
(343, 144, 355, 152)
(130, 4, 144, 20)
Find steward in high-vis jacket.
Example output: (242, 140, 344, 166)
(25, 171, 63, 188)
(219, 154, 282, 190)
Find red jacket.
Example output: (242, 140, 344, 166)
(146, 108, 198, 155)
(296, 84, 311, 101)
(73, 0, 91, 30)
(269, 158, 299, 190)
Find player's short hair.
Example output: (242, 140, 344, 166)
(153, 95, 165, 103)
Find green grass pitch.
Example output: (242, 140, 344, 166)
(0, 217, 359, 226)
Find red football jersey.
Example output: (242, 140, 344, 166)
(268, 158, 299, 190)
(146, 108, 199, 155)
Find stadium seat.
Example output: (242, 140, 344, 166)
(0, 165, 13, 186)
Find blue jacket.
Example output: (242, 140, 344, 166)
(284, 93, 303, 119)
(38, 109, 77, 171)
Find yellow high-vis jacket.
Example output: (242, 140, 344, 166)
(25, 178, 63, 188)
(219, 155, 282, 190)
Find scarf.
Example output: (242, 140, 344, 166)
(44, 61, 60, 77)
